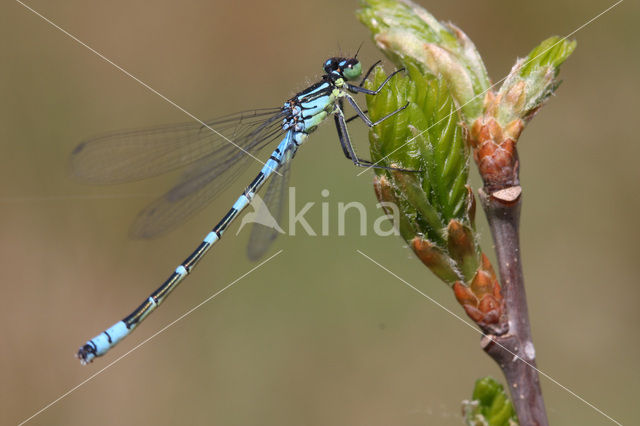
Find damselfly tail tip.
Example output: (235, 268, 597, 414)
(76, 344, 96, 365)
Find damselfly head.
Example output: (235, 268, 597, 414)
(323, 57, 362, 81)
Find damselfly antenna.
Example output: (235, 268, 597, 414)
(354, 41, 364, 59)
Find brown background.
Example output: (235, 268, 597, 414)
(2, 0, 638, 424)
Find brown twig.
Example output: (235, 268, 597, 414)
(479, 186, 548, 426)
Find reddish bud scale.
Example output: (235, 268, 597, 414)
(447, 220, 469, 247)
(453, 253, 505, 330)
(469, 117, 520, 192)
(412, 237, 442, 266)
(465, 185, 476, 228)
(373, 175, 397, 214)
(447, 220, 475, 257)
(411, 237, 461, 284)
(447, 219, 479, 281)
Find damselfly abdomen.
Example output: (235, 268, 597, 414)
(74, 56, 408, 364)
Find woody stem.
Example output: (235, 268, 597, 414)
(478, 187, 548, 426)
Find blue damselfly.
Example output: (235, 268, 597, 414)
(74, 56, 409, 364)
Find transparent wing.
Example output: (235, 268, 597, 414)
(70, 108, 289, 238)
(128, 128, 286, 238)
(246, 161, 291, 261)
(70, 108, 284, 184)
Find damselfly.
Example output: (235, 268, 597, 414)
(74, 56, 408, 364)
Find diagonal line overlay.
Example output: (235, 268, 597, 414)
(357, 249, 622, 425)
(18, 250, 284, 426)
(15, 0, 282, 176)
(356, 0, 624, 176)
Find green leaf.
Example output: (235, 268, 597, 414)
(463, 377, 519, 426)
(357, 0, 490, 123)
(519, 36, 577, 78)
(496, 36, 576, 126)
(364, 63, 471, 249)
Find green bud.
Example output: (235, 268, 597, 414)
(365, 62, 478, 287)
(496, 36, 577, 126)
(358, 0, 490, 123)
(462, 377, 519, 425)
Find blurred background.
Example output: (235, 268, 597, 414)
(2, 0, 638, 424)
